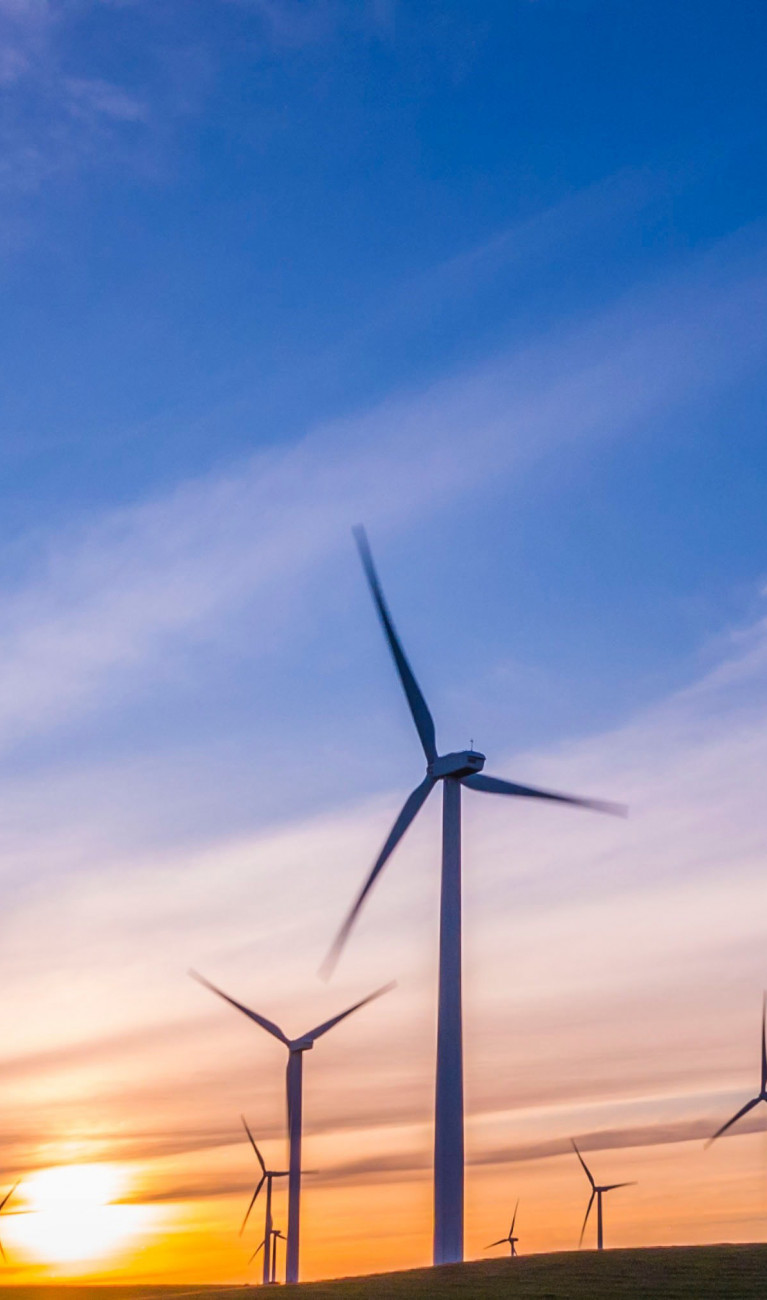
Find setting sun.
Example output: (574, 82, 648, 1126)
(11, 1165, 150, 1266)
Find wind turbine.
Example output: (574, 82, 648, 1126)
(0, 1184, 18, 1263)
(240, 1117, 288, 1286)
(192, 972, 393, 1284)
(572, 1139, 634, 1251)
(271, 1228, 285, 1284)
(707, 994, 767, 1146)
(485, 1199, 519, 1256)
(323, 526, 626, 1264)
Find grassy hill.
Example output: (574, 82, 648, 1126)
(282, 1244, 767, 1298)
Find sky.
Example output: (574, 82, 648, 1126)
(1, 0, 767, 1283)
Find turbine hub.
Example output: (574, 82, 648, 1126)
(429, 750, 486, 779)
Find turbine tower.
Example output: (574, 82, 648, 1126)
(707, 994, 767, 1145)
(324, 527, 625, 1264)
(0, 1184, 17, 1263)
(485, 1199, 519, 1256)
(192, 972, 392, 1283)
(572, 1139, 634, 1250)
(271, 1228, 285, 1283)
(240, 1117, 288, 1286)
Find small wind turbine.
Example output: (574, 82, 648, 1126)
(192, 972, 393, 1284)
(271, 1228, 285, 1284)
(0, 1185, 17, 1263)
(572, 1140, 634, 1251)
(324, 527, 625, 1264)
(708, 994, 767, 1145)
(240, 1117, 289, 1286)
(486, 1199, 519, 1256)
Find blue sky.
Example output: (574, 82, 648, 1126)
(2, 0, 767, 1280)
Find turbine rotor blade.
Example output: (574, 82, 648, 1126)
(190, 971, 289, 1045)
(571, 1139, 596, 1188)
(485, 1239, 507, 1249)
(320, 776, 435, 977)
(602, 1182, 636, 1191)
(463, 773, 626, 817)
(241, 1117, 266, 1173)
(579, 1190, 595, 1246)
(0, 1184, 18, 1215)
(240, 1175, 265, 1235)
(761, 993, 766, 1094)
(0, 1237, 5, 1264)
(353, 526, 437, 763)
(303, 982, 395, 1043)
(510, 1199, 519, 1235)
(706, 1095, 763, 1146)
(249, 1238, 266, 1263)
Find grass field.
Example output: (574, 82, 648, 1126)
(2, 1246, 767, 1298)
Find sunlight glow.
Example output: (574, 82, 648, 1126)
(12, 1164, 150, 1265)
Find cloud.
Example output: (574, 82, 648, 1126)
(0, 228, 765, 755)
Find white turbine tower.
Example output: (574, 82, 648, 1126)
(192, 972, 393, 1283)
(572, 1140, 634, 1251)
(240, 1117, 288, 1286)
(707, 994, 767, 1145)
(324, 527, 625, 1265)
(485, 1199, 520, 1256)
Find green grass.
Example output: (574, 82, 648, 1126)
(1, 1247, 767, 1298)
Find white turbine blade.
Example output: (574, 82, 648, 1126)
(579, 1189, 595, 1246)
(0, 1184, 18, 1215)
(320, 777, 435, 977)
(240, 1175, 265, 1235)
(571, 1139, 596, 1188)
(190, 971, 290, 1045)
(706, 1094, 763, 1146)
(463, 772, 626, 817)
(241, 1117, 266, 1174)
(509, 1199, 519, 1235)
(353, 526, 438, 763)
(761, 993, 766, 1094)
(304, 982, 395, 1043)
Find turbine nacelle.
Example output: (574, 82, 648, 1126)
(289, 1037, 315, 1052)
(429, 750, 486, 779)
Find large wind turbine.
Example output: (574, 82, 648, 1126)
(323, 527, 625, 1264)
(192, 972, 392, 1283)
(0, 1185, 17, 1263)
(485, 1199, 519, 1256)
(572, 1140, 634, 1251)
(707, 995, 767, 1146)
(240, 1117, 288, 1286)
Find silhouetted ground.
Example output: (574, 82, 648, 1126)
(2, 1247, 767, 1298)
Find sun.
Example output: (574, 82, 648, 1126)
(11, 1163, 149, 1265)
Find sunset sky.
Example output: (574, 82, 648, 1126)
(1, 0, 767, 1284)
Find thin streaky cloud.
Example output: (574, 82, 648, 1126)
(0, 231, 764, 750)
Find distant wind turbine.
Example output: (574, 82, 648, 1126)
(271, 1228, 285, 1284)
(192, 971, 393, 1284)
(323, 526, 625, 1264)
(0, 1185, 17, 1263)
(240, 1117, 288, 1287)
(707, 994, 767, 1146)
(486, 1199, 519, 1256)
(572, 1139, 634, 1251)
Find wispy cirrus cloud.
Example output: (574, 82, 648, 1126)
(0, 226, 764, 754)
